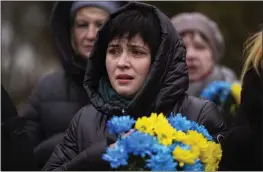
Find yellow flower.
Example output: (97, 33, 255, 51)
(189, 145, 201, 159)
(155, 113, 170, 126)
(154, 114, 176, 146)
(202, 141, 222, 171)
(135, 113, 158, 135)
(205, 163, 218, 171)
(145, 113, 176, 146)
(173, 130, 188, 142)
(201, 141, 222, 163)
(231, 83, 242, 104)
(135, 113, 175, 144)
(155, 124, 176, 146)
(184, 130, 208, 156)
(173, 146, 198, 165)
(179, 162, 184, 167)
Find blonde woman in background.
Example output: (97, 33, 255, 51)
(220, 30, 262, 170)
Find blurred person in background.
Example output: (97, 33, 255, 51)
(171, 12, 238, 97)
(219, 29, 262, 171)
(20, 1, 124, 169)
(1, 85, 37, 170)
(171, 12, 240, 127)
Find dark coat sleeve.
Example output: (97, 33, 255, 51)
(240, 67, 262, 131)
(219, 68, 263, 171)
(42, 108, 109, 171)
(1, 85, 17, 120)
(1, 85, 38, 171)
(34, 132, 66, 168)
(20, 81, 44, 147)
(20, 79, 57, 168)
(198, 101, 227, 143)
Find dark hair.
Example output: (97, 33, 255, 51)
(104, 7, 161, 57)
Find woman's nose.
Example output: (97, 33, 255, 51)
(117, 53, 130, 69)
(186, 47, 196, 61)
(85, 25, 97, 41)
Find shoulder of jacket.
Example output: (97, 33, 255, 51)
(80, 104, 96, 114)
(218, 65, 238, 82)
(182, 96, 217, 118)
(27, 71, 66, 100)
(75, 104, 98, 121)
(33, 71, 68, 93)
(38, 71, 66, 86)
(185, 96, 211, 109)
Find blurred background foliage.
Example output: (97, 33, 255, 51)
(1, 1, 263, 111)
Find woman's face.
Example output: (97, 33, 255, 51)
(106, 34, 152, 98)
(182, 32, 214, 82)
(72, 7, 109, 59)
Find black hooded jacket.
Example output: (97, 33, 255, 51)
(20, 2, 89, 168)
(43, 2, 226, 171)
(219, 65, 263, 170)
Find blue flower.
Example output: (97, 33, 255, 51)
(183, 160, 204, 171)
(169, 143, 179, 152)
(169, 113, 213, 141)
(102, 143, 128, 169)
(122, 131, 157, 157)
(146, 152, 177, 171)
(200, 81, 232, 103)
(107, 116, 135, 134)
(168, 113, 192, 132)
(190, 121, 213, 141)
(200, 86, 217, 101)
(151, 143, 172, 154)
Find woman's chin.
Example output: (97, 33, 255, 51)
(116, 89, 135, 99)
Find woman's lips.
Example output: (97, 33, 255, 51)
(117, 79, 132, 84)
(187, 65, 197, 72)
(116, 74, 134, 84)
(82, 45, 93, 51)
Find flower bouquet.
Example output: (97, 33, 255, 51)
(102, 113, 222, 171)
(200, 81, 242, 125)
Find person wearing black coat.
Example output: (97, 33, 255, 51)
(20, 1, 123, 169)
(1, 85, 37, 171)
(43, 2, 227, 171)
(219, 30, 262, 171)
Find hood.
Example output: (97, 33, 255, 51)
(84, 2, 189, 117)
(51, 2, 79, 75)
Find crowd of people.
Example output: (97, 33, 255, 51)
(1, 1, 262, 171)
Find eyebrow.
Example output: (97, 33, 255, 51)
(193, 38, 210, 48)
(108, 43, 149, 51)
(75, 16, 106, 23)
(129, 44, 147, 50)
(193, 33, 210, 46)
(108, 44, 120, 48)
